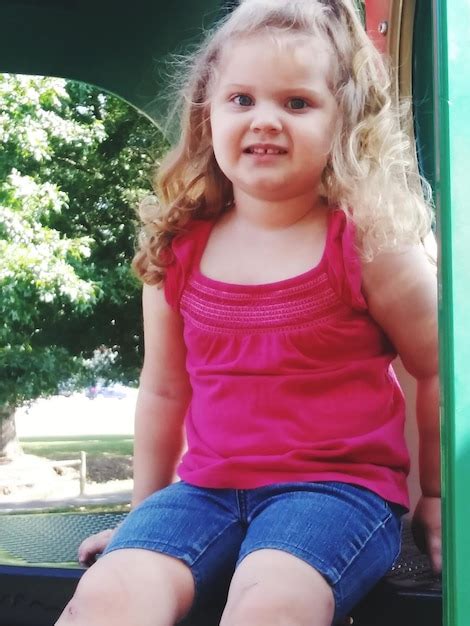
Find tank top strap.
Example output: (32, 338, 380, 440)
(325, 209, 367, 311)
(164, 219, 214, 310)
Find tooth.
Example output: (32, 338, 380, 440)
(250, 147, 284, 154)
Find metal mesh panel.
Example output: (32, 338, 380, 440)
(384, 522, 442, 593)
(0, 512, 127, 565)
(0, 512, 442, 597)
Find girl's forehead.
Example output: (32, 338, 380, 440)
(216, 32, 333, 88)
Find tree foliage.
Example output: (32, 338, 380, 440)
(0, 74, 168, 409)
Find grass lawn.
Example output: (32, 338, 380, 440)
(20, 435, 133, 459)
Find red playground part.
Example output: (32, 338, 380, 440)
(365, 0, 392, 53)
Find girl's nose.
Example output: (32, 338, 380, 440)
(250, 106, 283, 133)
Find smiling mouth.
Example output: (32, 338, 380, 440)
(244, 146, 288, 155)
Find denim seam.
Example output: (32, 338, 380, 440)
(391, 518, 404, 566)
(333, 510, 394, 608)
(191, 519, 241, 568)
(236, 490, 248, 523)
(338, 511, 394, 577)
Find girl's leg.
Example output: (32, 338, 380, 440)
(220, 548, 334, 626)
(55, 548, 194, 626)
(219, 482, 403, 626)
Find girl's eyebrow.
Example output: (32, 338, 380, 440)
(276, 87, 324, 100)
(221, 83, 324, 99)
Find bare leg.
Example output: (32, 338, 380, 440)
(55, 549, 195, 626)
(219, 549, 335, 626)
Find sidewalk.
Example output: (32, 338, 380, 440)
(0, 453, 132, 513)
(0, 488, 132, 514)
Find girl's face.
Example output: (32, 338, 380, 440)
(209, 33, 338, 205)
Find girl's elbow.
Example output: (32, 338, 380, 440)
(402, 353, 439, 382)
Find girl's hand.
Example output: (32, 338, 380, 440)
(77, 528, 117, 567)
(411, 495, 442, 574)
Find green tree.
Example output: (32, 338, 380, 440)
(0, 74, 167, 457)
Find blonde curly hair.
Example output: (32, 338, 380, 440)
(133, 0, 433, 285)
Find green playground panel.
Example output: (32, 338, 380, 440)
(413, 1, 436, 194)
(433, 0, 470, 625)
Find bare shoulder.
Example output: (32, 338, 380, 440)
(361, 244, 437, 304)
(142, 281, 174, 316)
(361, 243, 438, 378)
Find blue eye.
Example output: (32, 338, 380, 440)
(287, 98, 309, 110)
(232, 94, 254, 106)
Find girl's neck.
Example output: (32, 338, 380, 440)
(231, 189, 328, 231)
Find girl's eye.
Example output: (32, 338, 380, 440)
(287, 98, 310, 110)
(232, 94, 254, 107)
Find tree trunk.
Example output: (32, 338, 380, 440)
(0, 405, 23, 460)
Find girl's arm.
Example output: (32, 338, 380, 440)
(78, 284, 191, 566)
(361, 244, 441, 572)
(132, 283, 192, 507)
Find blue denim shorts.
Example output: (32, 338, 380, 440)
(104, 481, 403, 623)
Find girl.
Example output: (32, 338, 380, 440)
(56, 1, 440, 625)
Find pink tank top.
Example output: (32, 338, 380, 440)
(164, 209, 410, 508)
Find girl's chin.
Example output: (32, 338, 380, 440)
(234, 173, 289, 190)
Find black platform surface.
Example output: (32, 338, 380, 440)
(0, 512, 442, 626)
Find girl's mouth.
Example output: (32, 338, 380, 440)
(244, 145, 288, 155)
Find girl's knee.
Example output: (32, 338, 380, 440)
(55, 597, 87, 625)
(55, 550, 194, 626)
(220, 590, 334, 626)
(55, 567, 123, 624)
(221, 597, 289, 626)
(222, 552, 335, 626)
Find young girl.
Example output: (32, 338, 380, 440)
(56, 1, 440, 625)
